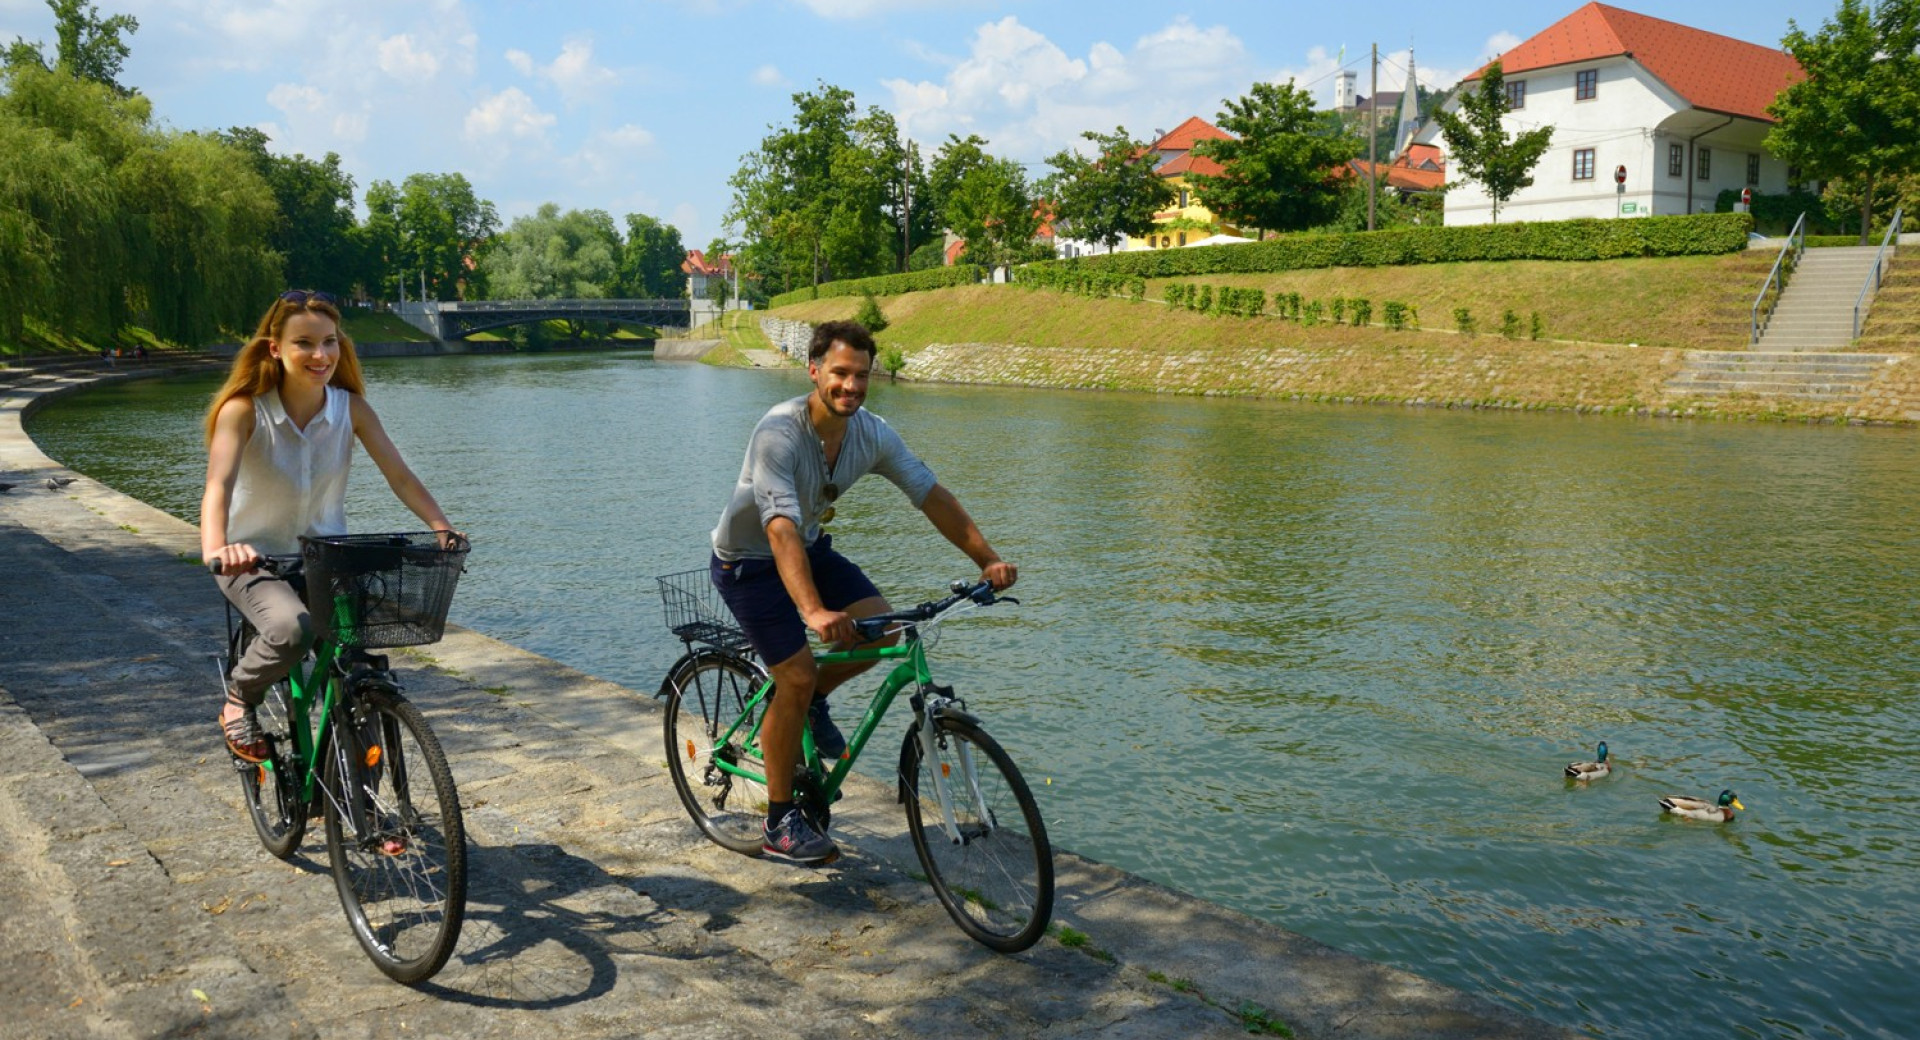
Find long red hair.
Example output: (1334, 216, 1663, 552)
(204, 294, 366, 442)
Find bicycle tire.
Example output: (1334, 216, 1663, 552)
(239, 679, 307, 857)
(322, 683, 467, 984)
(662, 650, 771, 856)
(902, 716, 1054, 952)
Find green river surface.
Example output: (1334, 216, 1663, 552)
(26, 351, 1920, 1039)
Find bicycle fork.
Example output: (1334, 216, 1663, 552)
(915, 688, 993, 846)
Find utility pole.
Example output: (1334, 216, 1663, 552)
(1368, 43, 1378, 232)
(902, 141, 913, 272)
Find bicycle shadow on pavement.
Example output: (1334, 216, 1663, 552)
(418, 839, 742, 1010)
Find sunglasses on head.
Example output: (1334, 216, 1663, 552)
(279, 289, 340, 306)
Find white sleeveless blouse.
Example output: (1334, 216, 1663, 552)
(226, 386, 353, 556)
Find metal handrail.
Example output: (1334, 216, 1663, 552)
(1853, 206, 1904, 341)
(1751, 211, 1807, 345)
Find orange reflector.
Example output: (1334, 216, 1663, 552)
(941, 763, 951, 777)
(686, 739, 697, 761)
(364, 745, 382, 768)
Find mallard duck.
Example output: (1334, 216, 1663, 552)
(1565, 741, 1611, 780)
(1660, 789, 1744, 821)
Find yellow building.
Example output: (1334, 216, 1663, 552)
(1127, 116, 1246, 250)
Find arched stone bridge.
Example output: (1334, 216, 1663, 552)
(393, 298, 694, 340)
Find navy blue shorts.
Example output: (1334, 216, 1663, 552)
(710, 534, 882, 665)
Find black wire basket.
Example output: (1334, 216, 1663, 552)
(656, 568, 749, 650)
(302, 532, 469, 648)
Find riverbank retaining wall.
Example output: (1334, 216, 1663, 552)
(761, 317, 811, 360)
(896, 340, 1920, 423)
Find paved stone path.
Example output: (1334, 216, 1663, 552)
(0, 369, 1571, 1040)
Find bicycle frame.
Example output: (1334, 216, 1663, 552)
(229, 587, 365, 819)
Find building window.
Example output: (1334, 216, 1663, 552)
(1746, 154, 1761, 186)
(1179, 189, 1189, 208)
(1576, 69, 1597, 100)
(1669, 143, 1684, 177)
(1178, 232, 1187, 246)
(1505, 79, 1526, 110)
(1573, 149, 1596, 180)
(1696, 147, 1712, 181)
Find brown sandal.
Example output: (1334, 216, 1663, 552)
(221, 689, 269, 763)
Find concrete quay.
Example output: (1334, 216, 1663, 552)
(0, 366, 1574, 1040)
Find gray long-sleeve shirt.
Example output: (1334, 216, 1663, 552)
(710, 395, 938, 561)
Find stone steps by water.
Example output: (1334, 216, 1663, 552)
(1664, 350, 1902, 401)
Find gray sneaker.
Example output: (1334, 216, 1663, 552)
(808, 697, 848, 760)
(762, 808, 839, 865)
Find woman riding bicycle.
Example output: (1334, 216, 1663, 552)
(201, 289, 460, 764)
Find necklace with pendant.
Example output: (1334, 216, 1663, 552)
(810, 411, 841, 524)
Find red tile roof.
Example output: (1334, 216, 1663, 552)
(681, 250, 734, 277)
(1347, 159, 1447, 192)
(1474, 3, 1803, 122)
(1156, 151, 1226, 179)
(1152, 116, 1232, 152)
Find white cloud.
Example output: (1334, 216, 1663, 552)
(751, 64, 785, 87)
(377, 34, 443, 82)
(506, 38, 619, 107)
(266, 82, 328, 115)
(1483, 32, 1524, 62)
(464, 88, 556, 143)
(559, 123, 659, 185)
(884, 15, 1256, 160)
(793, 0, 947, 18)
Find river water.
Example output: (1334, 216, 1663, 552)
(27, 352, 1920, 1039)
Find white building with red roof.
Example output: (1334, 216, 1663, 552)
(1433, 2, 1805, 226)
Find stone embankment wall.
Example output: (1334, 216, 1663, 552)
(898, 340, 1920, 422)
(761, 317, 811, 360)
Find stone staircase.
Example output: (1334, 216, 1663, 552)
(1754, 246, 1884, 351)
(1664, 350, 1901, 402)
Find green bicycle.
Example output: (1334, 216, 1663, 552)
(214, 531, 470, 984)
(655, 569, 1055, 952)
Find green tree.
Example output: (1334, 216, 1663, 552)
(1430, 61, 1554, 223)
(216, 127, 359, 294)
(363, 172, 499, 301)
(1041, 126, 1175, 251)
(7, 1, 139, 93)
(481, 203, 620, 339)
(1187, 81, 1359, 234)
(619, 213, 687, 298)
(929, 134, 1041, 268)
(1767, 0, 1920, 244)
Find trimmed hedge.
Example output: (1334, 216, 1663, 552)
(1018, 212, 1752, 283)
(769, 264, 986, 309)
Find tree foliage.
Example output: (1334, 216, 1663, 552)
(619, 213, 687, 299)
(1431, 61, 1554, 223)
(362, 172, 499, 301)
(726, 82, 906, 295)
(1188, 81, 1360, 234)
(1767, 0, 1920, 244)
(1041, 126, 1174, 251)
(929, 134, 1043, 268)
(217, 126, 359, 294)
(7, 0, 138, 94)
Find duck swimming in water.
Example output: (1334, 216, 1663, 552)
(1660, 789, 1743, 822)
(1565, 741, 1611, 781)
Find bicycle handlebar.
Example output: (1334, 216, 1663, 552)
(851, 579, 1017, 641)
(207, 553, 303, 577)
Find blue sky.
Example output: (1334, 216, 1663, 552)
(1, 0, 1826, 251)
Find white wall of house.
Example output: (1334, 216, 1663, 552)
(1440, 57, 1795, 226)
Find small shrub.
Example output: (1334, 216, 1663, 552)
(1302, 299, 1324, 326)
(880, 344, 905, 377)
(1383, 300, 1411, 330)
(1530, 311, 1545, 340)
(1453, 307, 1475, 336)
(1348, 298, 1373, 327)
(1331, 297, 1348, 325)
(1499, 309, 1522, 339)
(856, 292, 889, 333)
(1165, 283, 1188, 308)
(1129, 277, 1147, 301)
(1196, 285, 1213, 313)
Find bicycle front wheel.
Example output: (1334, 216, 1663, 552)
(239, 679, 307, 858)
(322, 684, 467, 984)
(904, 716, 1054, 952)
(662, 651, 770, 855)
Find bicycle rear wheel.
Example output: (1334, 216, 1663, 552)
(239, 680, 307, 858)
(903, 716, 1054, 952)
(322, 683, 467, 984)
(662, 650, 770, 855)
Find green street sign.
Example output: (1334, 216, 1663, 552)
(1621, 202, 1638, 213)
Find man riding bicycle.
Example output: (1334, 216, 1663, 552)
(708, 319, 1017, 865)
